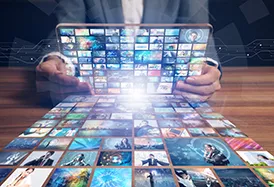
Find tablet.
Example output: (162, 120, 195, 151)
(56, 24, 213, 95)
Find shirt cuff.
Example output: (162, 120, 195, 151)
(40, 52, 75, 76)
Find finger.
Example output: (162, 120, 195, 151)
(176, 80, 220, 96)
(36, 60, 79, 86)
(36, 81, 92, 94)
(186, 65, 221, 86)
(173, 90, 211, 102)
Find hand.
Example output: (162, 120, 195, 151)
(36, 56, 93, 105)
(174, 64, 221, 102)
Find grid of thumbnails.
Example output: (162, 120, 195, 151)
(58, 27, 209, 94)
(0, 95, 274, 187)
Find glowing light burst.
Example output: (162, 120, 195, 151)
(91, 168, 132, 187)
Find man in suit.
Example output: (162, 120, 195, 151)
(36, 0, 221, 103)
(24, 151, 55, 166)
(142, 153, 169, 166)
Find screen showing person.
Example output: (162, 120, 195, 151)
(20, 151, 63, 167)
(134, 151, 169, 166)
(60, 153, 95, 166)
(179, 29, 210, 43)
(1, 168, 52, 187)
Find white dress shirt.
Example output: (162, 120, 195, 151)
(122, 0, 144, 24)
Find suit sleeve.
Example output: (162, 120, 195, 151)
(54, 0, 87, 23)
(39, 0, 87, 64)
(23, 159, 37, 166)
(141, 159, 149, 165)
(176, 0, 222, 77)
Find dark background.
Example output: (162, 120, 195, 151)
(0, 0, 273, 67)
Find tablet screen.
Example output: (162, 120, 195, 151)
(56, 24, 212, 95)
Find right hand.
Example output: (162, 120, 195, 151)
(36, 56, 93, 104)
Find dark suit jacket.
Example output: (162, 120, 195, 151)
(142, 158, 169, 166)
(54, 0, 221, 71)
(24, 158, 54, 166)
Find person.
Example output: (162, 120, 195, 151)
(36, 0, 221, 104)
(175, 170, 196, 187)
(6, 168, 34, 187)
(257, 154, 274, 166)
(135, 120, 159, 137)
(147, 172, 155, 187)
(24, 151, 55, 166)
(141, 154, 169, 166)
(152, 36, 163, 44)
(189, 31, 199, 43)
(61, 153, 90, 166)
(203, 144, 230, 166)
(115, 138, 132, 149)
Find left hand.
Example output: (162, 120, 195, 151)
(174, 64, 221, 102)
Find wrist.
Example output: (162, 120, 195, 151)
(40, 52, 75, 76)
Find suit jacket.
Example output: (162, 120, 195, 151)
(24, 158, 54, 166)
(142, 158, 169, 166)
(53, 0, 221, 71)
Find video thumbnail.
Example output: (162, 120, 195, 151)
(180, 29, 210, 43)
(165, 138, 245, 166)
(254, 168, 274, 187)
(135, 169, 176, 187)
(134, 138, 164, 150)
(97, 151, 132, 166)
(2, 168, 52, 187)
(214, 168, 265, 187)
(237, 151, 274, 166)
(59, 151, 97, 166)
(45, 168, 92, 187)
(175, 168, 221, 187)
(4, 138, 41, 150)
(68, 138, 102, 150)
(102, 138, 132, 150)
(37, 138, 72, 150)
(91, 168, 132, 187)
(0, 152, 28, 166)
(21, 151, 63, 166)
(134, 151, 169, 166)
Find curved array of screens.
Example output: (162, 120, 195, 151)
(57, 26, 211, 95)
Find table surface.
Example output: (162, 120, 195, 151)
(0, 66, 274, 155)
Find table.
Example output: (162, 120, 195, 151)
(0, 66, 274, 155)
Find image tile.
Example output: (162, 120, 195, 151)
(0, 152, 28, 166)
(37, 138, 72, 150)
(214, 168, 265, 187)
(59, 151, 97, 166)
(237, 151, 274, 166)
(102, 138, 132, 150)
(1, 168, 52, 187)
(91, 168, 132, 187)
(20, 151, 63, 167)
(45, 168, 92, 187)
(4, 138, 41, 150)
(134, 138, 164, 150)
(97, 151, 132, 166)
(165, 138, 245, 166)
(175, 168, 221, 187)
(225, 138, 263, 150)
(135, 168, 176, 187)
(254, 168, 274, 187)
(69, 138, 102, 150)
(134, 151, 169, 166)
